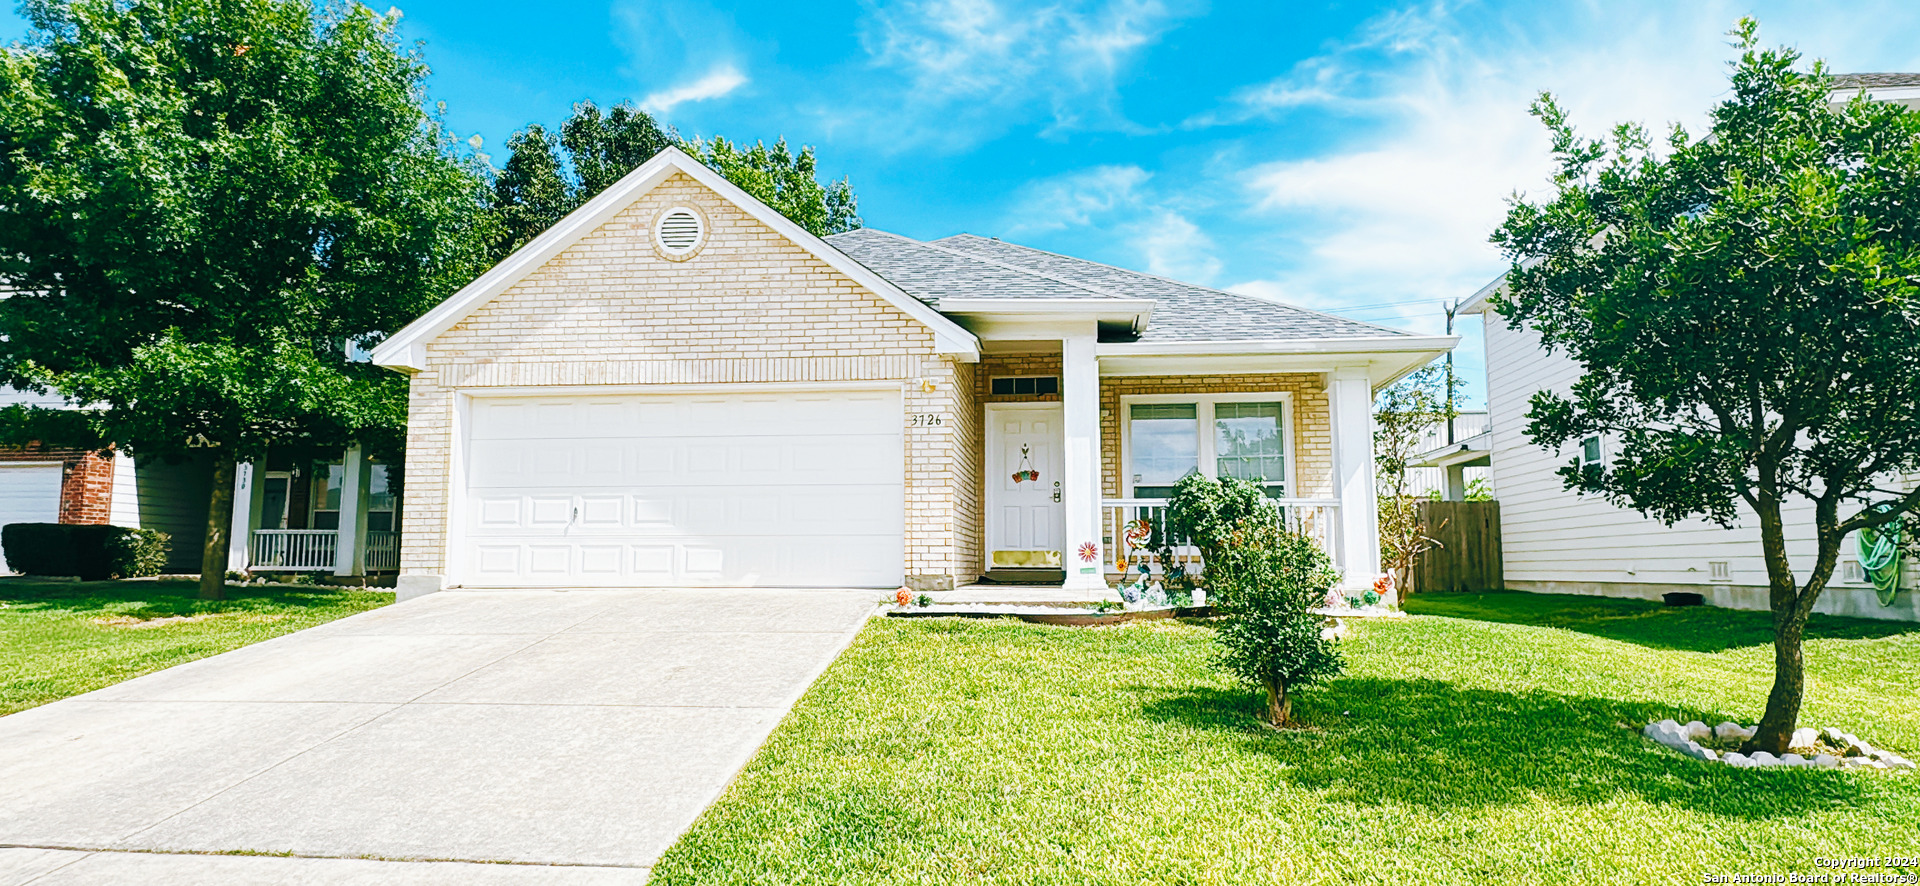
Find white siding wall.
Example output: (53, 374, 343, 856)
(1481, 312, 1920, 621)
(0, 386, 70, 409)
(109, 451, 140, 529)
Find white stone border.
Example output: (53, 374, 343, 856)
(1643, 719, 1915, 770)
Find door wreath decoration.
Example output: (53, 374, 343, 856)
(1012, 444, 1040, 483)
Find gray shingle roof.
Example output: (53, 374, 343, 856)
(1831, 72, 1920, 88)
(827, 227, 1413, 343)
(824, 228, 1128, 305)
(927, 233, 1412, 343)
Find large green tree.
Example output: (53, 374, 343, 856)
(486, 100, 860, 259)
(0, 0, 494, 598)
(1492, 21, 1920, 754)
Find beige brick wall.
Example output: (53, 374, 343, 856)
(400, 172, 975, 587)
(949, 360, 983, 585)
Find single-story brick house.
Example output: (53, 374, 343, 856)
(372, 147, 1454, 598)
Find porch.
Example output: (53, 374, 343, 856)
(963, 330, 1395, 593)
(223, 443, 403, 577)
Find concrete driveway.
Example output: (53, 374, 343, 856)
(0, 588, 877, 884)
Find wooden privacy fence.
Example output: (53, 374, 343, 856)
(1412, 500, 1503, 592)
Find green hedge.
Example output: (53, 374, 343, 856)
(2, 523, 172, 580)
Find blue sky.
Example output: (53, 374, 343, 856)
(6, 1, 1919, 406)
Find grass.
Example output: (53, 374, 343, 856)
(0, 577, 391, 715)
(651, 590, 1920, 885)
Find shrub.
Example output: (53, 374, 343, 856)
(102, 528, 171, 578)
(2, 523, 172, 580)
(1211, 527, 1344, 727)
(1166, 474, 1283, 606)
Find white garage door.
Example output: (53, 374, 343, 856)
(0, 463, 61, 531)
(461, 388, 904, 588)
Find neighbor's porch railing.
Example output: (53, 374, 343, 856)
(1102, 497, 1341, 577)
(249, 530, 338, 572)
(249, 529, 401, 572)
(365, 530, 400, 571)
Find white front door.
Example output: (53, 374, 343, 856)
(460, 388, 905, 588)
(985, 404, 1064, 569)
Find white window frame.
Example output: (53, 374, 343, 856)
(1119, 392, 1296, 499)
(1577, 434, 1605, 473)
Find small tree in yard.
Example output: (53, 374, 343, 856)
(1492, 21, 1920, 754)
(0, 0, 494, 599)
(1375, 364, 1454, 595)
(1168, 472, 1278, 601)
(1212, 524, 1344, 728)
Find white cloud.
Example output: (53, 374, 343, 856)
(1004, 163, 1224, 284)
(854, 0, 1196, 143)
(1223, 1, 1827, 323)
(1007, 165, 1151, 232)
(640, 64, 749, 114)
(1128, 210, 1221, 282)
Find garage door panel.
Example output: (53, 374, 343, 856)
(462, 389, 904, 587)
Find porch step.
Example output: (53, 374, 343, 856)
(977, 569, 1068, 585)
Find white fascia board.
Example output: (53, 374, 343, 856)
(1411, 432, 1493, 467)
(1833, 85, 1920, 104)
(937, 297, 1156, 314)
(1459, 273, 1505, 315)
(1096, 334, 1457, 358)
(372, 145, 981, 372)
(1096, 335, 1456, 390)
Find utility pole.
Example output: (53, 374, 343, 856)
(1443, 298, 1460, 444)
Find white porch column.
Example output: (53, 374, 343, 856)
(227, 461, 258, 572)
(1329, 367, 1381, 592)
(333, 444, 370, 577)
(1444, 463, 1467, 502)
(1061, 328, 1105, 590)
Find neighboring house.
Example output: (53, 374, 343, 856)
(1457, 74, 1920, 623)
(225, 445, 402, 580)
(0, 386, 215, 573)
(0, 383, 399, 578)
(1406, 409, 1490, 500)
(369, 146, 1454, 598)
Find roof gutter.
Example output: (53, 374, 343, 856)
(1096, 334, 1458, 357)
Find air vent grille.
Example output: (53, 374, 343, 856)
(657, 209, 703, 253)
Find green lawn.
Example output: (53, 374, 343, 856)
(652, 591, 1920, 885)
(0, 577, 391, 715)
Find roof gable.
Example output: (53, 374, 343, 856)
(371, 147, 980, 371)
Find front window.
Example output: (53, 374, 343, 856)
(1127, 397, 1288, 498)
(310, 461, 398, 531)
(1214, 401, 1285, 488)
(1128, 404, 1199, 498)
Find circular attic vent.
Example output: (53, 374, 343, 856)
(655, 207, 705, 256)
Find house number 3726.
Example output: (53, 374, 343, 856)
(910, 414, 944, 426)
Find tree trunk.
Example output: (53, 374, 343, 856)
(1747, 614, 1806, 754)
(1264, 676, 1291, 727)
(199, 453, 236, 601)
(1741, 491, 1805, 755)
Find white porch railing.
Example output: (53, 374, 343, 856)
(1102, 497, 1341, 577)
(249, 530, 339, 572)
(366, 530, 400, 571)
(249, 529, 402, 572)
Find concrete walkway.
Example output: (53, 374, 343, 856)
(0, 588, 879, 884)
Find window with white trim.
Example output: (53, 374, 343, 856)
(1578, 434, 1604, 479)
(1125, 395, 1290, 499)
(309, 461, 398, 532)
